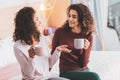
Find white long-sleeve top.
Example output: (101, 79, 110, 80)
(13, 36, 60, 80)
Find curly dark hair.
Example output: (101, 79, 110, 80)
(62, 3, 94, 35)
(13, 7, 40, 45)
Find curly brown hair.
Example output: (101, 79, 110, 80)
(13, 7, 40, 45)
(62, 3, 94, 35)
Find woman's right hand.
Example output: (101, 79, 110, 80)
(28, 46, 36, 58)
(56, 45, 72, 53)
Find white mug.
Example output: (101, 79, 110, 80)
(74, 38, 84, 49)
(34, 47, 43, 56)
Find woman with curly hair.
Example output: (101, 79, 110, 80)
(51, 3, 100, 80)
(13, 7, 69, 80)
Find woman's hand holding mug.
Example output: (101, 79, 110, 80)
(28, 46, 36, 58)
(84, 39, 90, 50)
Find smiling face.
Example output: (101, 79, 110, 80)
(68, 9, 79, 28)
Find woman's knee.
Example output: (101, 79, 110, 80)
(88, 72, 101, 80)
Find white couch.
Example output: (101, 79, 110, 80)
(89, 51, 120, 80)
(50, 51, 120, 80)
(0, 37, 120, 80)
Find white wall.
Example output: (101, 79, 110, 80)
(103, 27, 120, 51)
(103, 0, 120, 50)
(0, 0, 40, 9)
(95, 0, 120, 51)
(108, 0, 120, 6)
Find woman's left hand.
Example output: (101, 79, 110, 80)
(56, 45, 72, 53)
(84, 39, 90, 50)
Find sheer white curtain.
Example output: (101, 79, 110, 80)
(93, 0, 108, 50)
(92, 0, 103, 50)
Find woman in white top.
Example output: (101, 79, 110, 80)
(13, 7, 70, 80)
